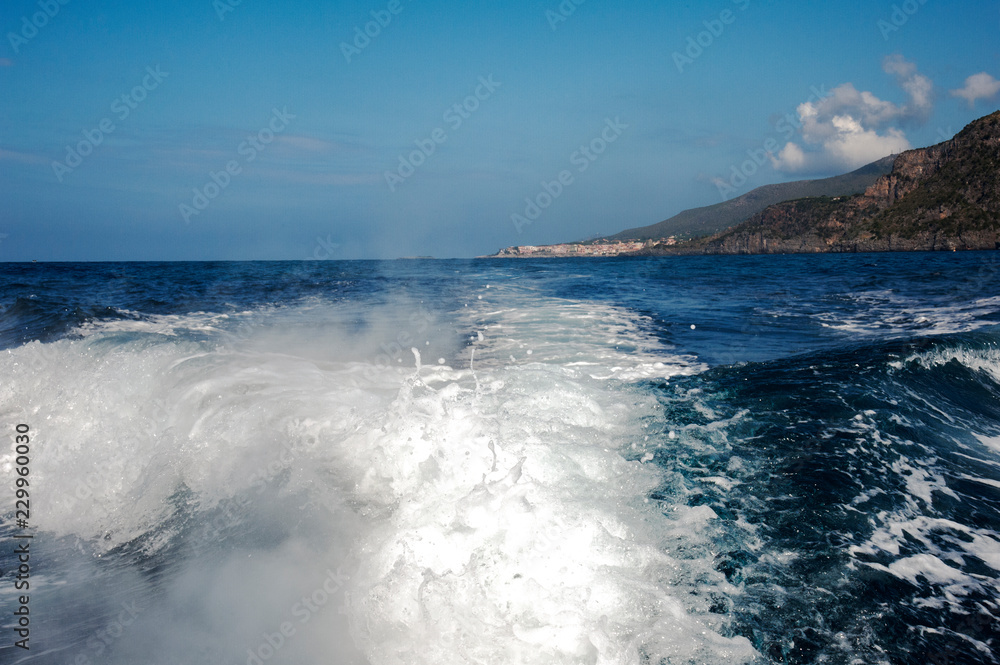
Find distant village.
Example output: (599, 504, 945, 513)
(492, 238, 675, 257)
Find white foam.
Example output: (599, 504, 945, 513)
(459, 298, 705, 381)
(894, 340, 1000, 386)
(887, 554, 974, 586)
(956, 472, 1000, 490)
(0, 294, 755, 665)
(71, 308, 257, 337)
(841, 398, 1000, 622)
(814, 290, 1000, 338)
(974, 433, 1000, 455)
(853, 515, 1000, 585)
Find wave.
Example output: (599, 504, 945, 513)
(813, 289, 1000, 338)
(663, 331, 1000, 663)
(0, 293, 754, 665)
(4, 265, 998, 664)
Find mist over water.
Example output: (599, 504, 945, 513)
(1, 255, 999, 664)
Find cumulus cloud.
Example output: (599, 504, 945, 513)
(950, 72, 1000, 107)
(882, 54, 933, 116)
(771, 55, 931, 174)
(821, 117, 910, 167)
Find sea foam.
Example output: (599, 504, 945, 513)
(0, 292, 756, 664)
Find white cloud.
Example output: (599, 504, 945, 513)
(771, 55, 930, 174)
(824, 119, 909, 167)
(950, 72, 1000, 107)
(773, 142, 807, 171)
(882, 54, 933, 116)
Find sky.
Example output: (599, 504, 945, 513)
(1, 0, 999, 261)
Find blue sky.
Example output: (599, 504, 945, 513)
(1, 0, 998, 260)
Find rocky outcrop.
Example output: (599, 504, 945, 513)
(681, 110, 1000, 255)
(488, 110, 1000, 259)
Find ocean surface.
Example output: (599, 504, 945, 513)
(1, 254, 999, 665)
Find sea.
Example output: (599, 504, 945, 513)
(1, 253, 999, 665)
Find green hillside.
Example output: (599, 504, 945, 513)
(601, 156, 895, 242)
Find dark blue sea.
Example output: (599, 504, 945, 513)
(1, 254, 999, 665)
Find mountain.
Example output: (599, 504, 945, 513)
(601, 155, 896, 242)
(668, 109, 1000, 254)
(487, 110, 999, 259)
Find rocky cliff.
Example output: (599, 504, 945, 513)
(675, 110, 1000, 254)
